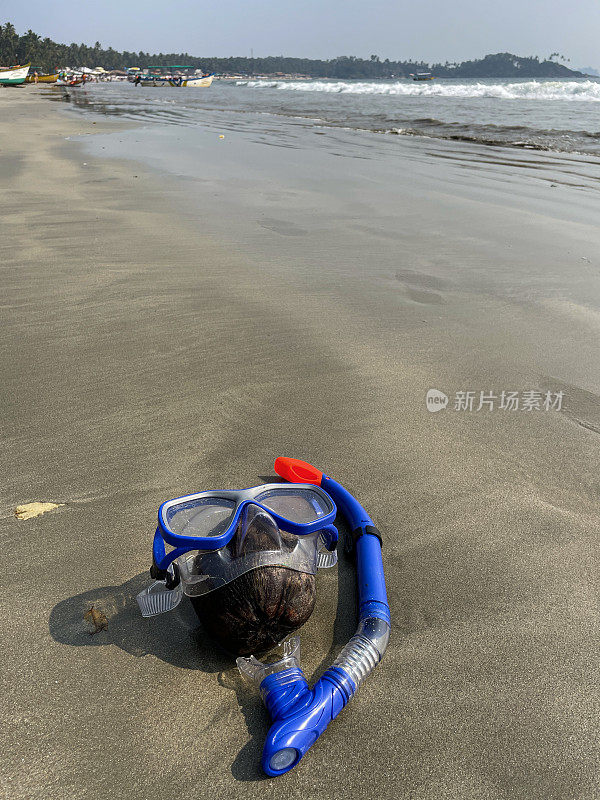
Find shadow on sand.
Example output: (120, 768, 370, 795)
(48, 511, 358, 782)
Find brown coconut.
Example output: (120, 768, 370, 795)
(190, 567, 316, 655)
(189, 508, 316, 655)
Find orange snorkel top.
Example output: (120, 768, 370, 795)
(274, 457, 323, 486)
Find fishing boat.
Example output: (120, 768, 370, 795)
(25, 72, 59, 83)
(172, 74, 214, 87)
(0, 64, 30, 86)
(135, 65, 214, 87)
(410, 72, 434, 81)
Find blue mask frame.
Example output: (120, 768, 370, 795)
(152, 483, 338, 572)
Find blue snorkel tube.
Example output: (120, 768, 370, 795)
(237, 458, 390, 777)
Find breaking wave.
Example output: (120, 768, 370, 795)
(237, 79, 600, 102)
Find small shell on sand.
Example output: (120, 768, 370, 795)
(14, 502, 64, 520)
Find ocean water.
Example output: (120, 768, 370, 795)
(57, 77, 600, 156)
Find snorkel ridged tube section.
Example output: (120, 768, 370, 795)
(332, 616, 390, 686)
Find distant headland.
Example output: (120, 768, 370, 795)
(0, 23, 588, 79)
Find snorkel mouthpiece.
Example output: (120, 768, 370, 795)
(238, 636, 357, 776)
(236, 458, 390, 777)
(260, 665, 356, 776)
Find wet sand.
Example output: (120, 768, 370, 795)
(1, 88, 600, 800)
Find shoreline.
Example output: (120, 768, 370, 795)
(2, 88, 600, 800)
(57, 76, 600, 159)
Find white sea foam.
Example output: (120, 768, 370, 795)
(236, 79, 600, 102)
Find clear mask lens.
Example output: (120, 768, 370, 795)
(254, 487, 333, 523)
(164, 497, 236, 538)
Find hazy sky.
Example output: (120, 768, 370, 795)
(3, 0, 600, 67)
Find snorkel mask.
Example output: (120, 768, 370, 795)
(137, 459, 390, 778)
(137, 483, 339, 651)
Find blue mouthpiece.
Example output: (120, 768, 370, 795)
(260, 667, 356, 776)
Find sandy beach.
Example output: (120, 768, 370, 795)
(2, 87, 600, 800)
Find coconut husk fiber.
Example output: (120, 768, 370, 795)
(190, 566, 316, 656)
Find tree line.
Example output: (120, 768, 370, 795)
(0, 22, 583, 78)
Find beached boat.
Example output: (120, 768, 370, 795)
(25, 72, 59, 83)
(0, 64, 30, 86)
